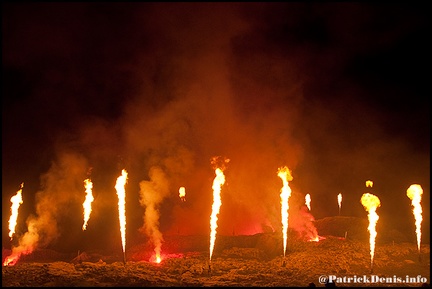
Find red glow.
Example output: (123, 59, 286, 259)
(3, 254, 20, 266)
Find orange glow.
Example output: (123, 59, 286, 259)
(82, 178, 94, 231)
(179, 186, 186, 202)
(406, 184, 423, 252)
(156, 255, 162, 263)
(366, 180, 373, 188)
(361, 192, 381, 268)
(277, 166, 293, 257)
(8, 183, 24, 240)
(209, 167, 226, 260)
(305, 193, 311, 211)
(115, 169, 128, 257)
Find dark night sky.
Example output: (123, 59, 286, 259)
(2, 3, 430, 254)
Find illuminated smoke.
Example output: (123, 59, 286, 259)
(406, 184, 423, 252)
(8, 183, 24, 240)
(3, 152, 88, 266)
(115, 169, 128, 259)
(277, 166, 293, 257)
(139, 166, 170, 263)
(82, 178, 94, 231)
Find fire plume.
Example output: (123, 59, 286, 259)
(277, 166, 293, 257)
(8, 183, 24, 240)
(338, 193, 342, 215)
(179, 186, 186, 202)
(209, 157, 228, 261)
(115, 169, 128, 259)
(305, 193, 311, 211)
(406, 184, 423, 252)
(82, 178, 94, 231)
(360, 192, 381, 270)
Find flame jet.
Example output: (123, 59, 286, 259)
(360, 192, 381, 272)
(305, 193, 311, 211)
(115, 169, 128, 263)
(8, 183, 24, 240)
(406, 184, 423, 253)
(209, 156, 229, 261)
(82, 178, 94, 230)
(338, 193, 342, 215)
(277, 166, 293, 257)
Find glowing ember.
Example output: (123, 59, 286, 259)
(8, 183, 24, 240)
(179, 186, 186, 202)
(277, 166, 293, 257)
(115, 169, 128, 261)
(366, 180, 373, 188)
(82, 178, 94, 231)
(305, 193, 311, 211)
(360, 192, 381, 270)
(338, 193, 342, 215)
(406, 184, 423, 252)
(209, 156, 228, 261)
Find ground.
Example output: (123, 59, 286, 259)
(2, 217, 430, 287)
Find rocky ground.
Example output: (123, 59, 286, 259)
(2, 217, 430, 287)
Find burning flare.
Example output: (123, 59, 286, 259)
(82, 178, 94, 230)
(305, 193, 311, 211)
(115, 169, 128, 260)
(406, 184, 423, 252)
(8, 183, 24, 240)
(360, 193, 381, 270)
(179, 186, 186, 202)
(209, 156, 228, 261)
(338, 193, 342, 215)
(278, 166, 293, 257)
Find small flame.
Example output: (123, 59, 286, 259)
(82, 178, 94, 231)
(305, 193, 311, 211)
(8, 183, 24, 240)
(366, 180, 373, 188)
(3, 254, 20, 266)
(156, 255, 162, 263)
(278, 166, 293, 257)
(179, 186, 186, 202)
(115, 169, 128, 257)
(361, 192, 381, 269)
(406, 184, 423, 252)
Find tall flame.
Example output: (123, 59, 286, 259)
(82, 178, 94, 230)
(209, 167, 226, 260)
(360, 193, 381, 269)
(8, 183, 24, 240)
(179, 186, 186, 202)
(406, 184, 423, 252)
(305, 193, 311, 211)
(278, 166, 293, 257)
(338, 193, 342, 215)
(115, 169, 128, 258)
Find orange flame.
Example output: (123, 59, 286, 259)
(115, 169, 128, 256)
(179, 186, 186, 202)
(209, 167, 226, 260)
(82, 178, 94, 231)
(8, 183, 24, 240)
(360, 192, 381, 268)
(305, 193, 311, 211)
(366, 180, 373, 188)
(338, 193, 342, 215)
(406, 184, 423, 252)
(277, 166, 293, 257)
